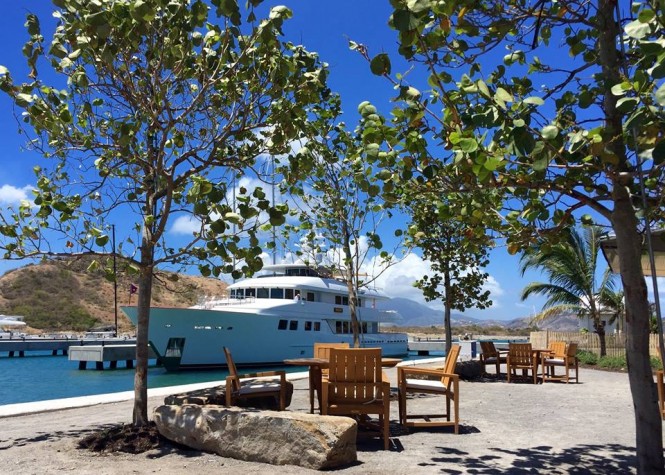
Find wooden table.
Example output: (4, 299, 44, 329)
(284, 357, 402, 413)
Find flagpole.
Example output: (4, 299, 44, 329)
(112, 224, 118, 337)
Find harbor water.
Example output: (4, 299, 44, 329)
(0, 350, 439, 406)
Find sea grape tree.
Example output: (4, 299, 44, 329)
(0, 0, 331, 426)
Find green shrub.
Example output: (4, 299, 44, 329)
(576, 350, 598, 365)
(598, 355, 627, 370)
(651, 357, 663, 371)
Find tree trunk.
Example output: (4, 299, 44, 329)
(613, 192, 663, 473)
(444, 272, 453, 354)
(341, 221, 361, 347)
(596, 0, 664, 470)
(133, 228, 155, 427)
(594, 320, 607, 357)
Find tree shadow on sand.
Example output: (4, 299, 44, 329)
(419, 443, 637, 474)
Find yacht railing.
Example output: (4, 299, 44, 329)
(198, 296, 257, 309)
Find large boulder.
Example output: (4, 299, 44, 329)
(163, 382, 294, 410)
(154, 404, 357, 470)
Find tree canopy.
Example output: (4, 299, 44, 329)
(0, 0, 333, 425)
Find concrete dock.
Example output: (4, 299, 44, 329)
(0, 337, 135, 357)
(68, 344, 157, 370)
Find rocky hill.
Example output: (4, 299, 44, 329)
(0, 257, 227, 334)
(379, 297, 581, 331)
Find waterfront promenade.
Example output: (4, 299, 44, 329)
(0, 364, 648, 474)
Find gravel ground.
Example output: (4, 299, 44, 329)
(0, 363, 653, 474)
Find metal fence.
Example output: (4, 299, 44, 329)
(530, 330, 661, 358)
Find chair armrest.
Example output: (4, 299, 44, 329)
(237, 370, 286, 380)
(398, 366, 459, 381)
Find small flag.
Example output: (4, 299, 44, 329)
(130, 284, 138, 294)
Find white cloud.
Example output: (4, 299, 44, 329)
(0, 184, 32, 204)
(169, 215, 201, 235)
(372, 252, 505, 310)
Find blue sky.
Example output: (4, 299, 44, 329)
(0, 1, 662, 322)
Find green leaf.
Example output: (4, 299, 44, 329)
(477, 80, 490, 98)
(541, 125, 559, 140)
(625, 19, 651, 39)
(407, 0, 432, 13)
(495, 87, 513, 103)
(655, 83, 665, 106)
(15, 93, 33, 107)
(638, 9, 656, 23)
(533, 156, 549, 171)
(95, 235, 109, 247)
(652, 139, 665, 164)
(458, 137, 478, 153)
(616, 97, 638, 113)
(523, 96, 544, 106)
(611, 82, 631, 96)
(370, 53, 391, 76)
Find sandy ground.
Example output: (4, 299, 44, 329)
(0, 363, 654, 474)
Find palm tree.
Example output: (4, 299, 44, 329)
(520, 226, 620, 356)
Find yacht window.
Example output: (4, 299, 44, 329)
(285, 289, 294, 300)
(358, 298, 362, 307)
(257, 288, 269, 298)
(270, 288, 284, 299)
(278, 320, 287, 330)
(335, 321, 342, 334)
(342, 321, 350, 333)
(335, 295, 349, 306)
(306, 292, 315, 302)
(314, 322, 321, 331)
(361, 322, 368, 333)
(289, 320, 298, 331)
(246, 288, 256, 297)
(304, 321, 312, 331)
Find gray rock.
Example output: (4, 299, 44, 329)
(154, 404, 357, 470)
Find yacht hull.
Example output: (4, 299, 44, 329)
(121, 304, 408, 369)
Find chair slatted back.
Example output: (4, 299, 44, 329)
(327, 348, 382, 405)
(223, 347, 241, 393)
(566, 342, 578, 359)
(480, 341, 498, 358)
(441, 344, 461, 388)
(508, 343, 533, 365)
(314, 342, 350, 359)
(548, 341, 567, 359)
(314, 342, 350, 378)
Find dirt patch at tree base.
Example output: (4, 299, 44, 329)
(77, 422, 174, 454)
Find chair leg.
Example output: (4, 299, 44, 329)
(398, 389, 406, 425)
(382, 413, 390, 450)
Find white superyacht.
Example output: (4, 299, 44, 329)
(122, 263, 408, 370)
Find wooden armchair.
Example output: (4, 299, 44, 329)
(309, 342, 350, 413)
(657, 370, 665, 420)
(223, 347, 288, 410)
(541, 342, 579, 383)
(397, 344, 461, 433)
(321, 347, 391, 450)
(507, 343, 539, 384)
(479, 341, 508, 375)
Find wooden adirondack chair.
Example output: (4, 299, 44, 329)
(223, 347, 288, 410)
(479, 341, 508, 375)
(397, 344, 461, 433)
(321, 347, 391, 450)
(541, 342, 579, 383)
(309, 342, 350, 413)
(506, 342, 539, 384)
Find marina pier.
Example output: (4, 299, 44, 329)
(0, 337, 135, 358)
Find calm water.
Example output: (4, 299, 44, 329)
(0, 351, 434, 405)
